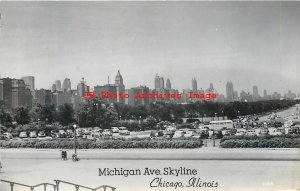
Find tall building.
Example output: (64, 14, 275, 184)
(126, 86, 150, 107)
(11, 79, 32, 109)
(21, 76, 35, 97)
(77, 78, 89, 97)
(51, 84, 56, 92)
(154, 74, 164, 91)
(1, 78, 12, 109)
(35, 89, 52, 106)
(226, 81, 234, 102)
(284, 90, 296, 100)
(115, 70, 125, 104)
(166, 78, 171, 90)
(192, 78, 197, 92)
(264, 89, 267, 98)
(62, 78, 71, 92)
(240, 91, 253, 102)
(94, 84, 117, 104)
(233, 91, 238, 101)
(55, 80, 62, 91)
(253, 85, 259, 101)
(272, 92, 281, 100)
(52, 91, 72, 108)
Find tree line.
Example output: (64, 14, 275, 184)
(0, 99, 298, 129)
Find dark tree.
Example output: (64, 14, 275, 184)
(15, 107, 31, 125)
(57, 103, 75, 126)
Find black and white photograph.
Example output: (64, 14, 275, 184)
(0, 1, 300, 191)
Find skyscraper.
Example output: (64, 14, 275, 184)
(115, 70, 125, 104)
(21, 76, 35, 97)
(77, 78, 89, 97)
(226, 81, 234, 102)
(253, 85, 259, 101)
(55, 80, 62, 91)
(62, 78, 71, 92)
(154, 74, 164, 91)
(11, 79, 32, 109)
(264, 89, 267, 98)
(21, 76, 35, 92)
(166, 78, 171, 90)
(192, 78, 197, 92)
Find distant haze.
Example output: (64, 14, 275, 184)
(0, 2, 300, 95)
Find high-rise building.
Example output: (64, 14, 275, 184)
(77, 78, 89, 97)
(52, 91, 72, 108)
(226, 81, 234, 102)
(35, 89, 53, 106)
(166, 78, 171, 90)
(240, 91, 253, 102)
(284, 90, 296, 100)
(263, 89, 267, 98)
(11, 79, 32, 109)
(62, 78, 71, 92)
(154, 74, 164, 91)
(272, 92, 281, 100)
(192, 78, 197, 92)
(233, 91, 238, 101)
(115, 70, 125, 104)
(51, 84, 56, 92)
(126, 86, 150, 107)
(253, 85, 259, 101)
(1, 78, 12, 109)
(94, 84, 117, 104)
(21, 76, 35, 98)
(0, 78, 32, 109)
(55, 80, 62, 91)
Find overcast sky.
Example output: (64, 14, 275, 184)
(0, 1, 300, 95)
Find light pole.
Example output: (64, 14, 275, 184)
(73, 124, 77, 155)
(213, 130, 215, 147)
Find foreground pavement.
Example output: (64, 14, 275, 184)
(1, 148, 300, 191)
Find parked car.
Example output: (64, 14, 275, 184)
(102, 129, 113, 136)
(184, 130, 195, 138)
(173, 130, 184, 138)
(30, 131, 37, 138)
(246, 129, 255, 136)
(3, 132, 13, 139)
(58, 130, 66, 138)
(38, 131, 46, 137)
(119, 127, 130, 135)
(66, 129, 74, 138)
(19, 132, 28, 138)
(111, 127, 119, 133)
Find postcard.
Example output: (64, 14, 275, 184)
(0, 1, 299, 191)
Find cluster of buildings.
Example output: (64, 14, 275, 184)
(225, 81, 298, 102)
(0, 71, 298, 112)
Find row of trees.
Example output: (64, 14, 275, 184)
(0, 99, 298, 129)
(0, 103, 75, 127)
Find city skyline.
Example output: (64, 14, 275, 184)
(1, 72, 298, 100)
(1, 2, 300, 95)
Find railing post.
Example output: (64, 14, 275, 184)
(75, 185, 79, 191)
(30, 186, 34, 191)
(103, 186, 107, 191)
(43, 183, 47, 191)
(55, 180, 60, 191)
(10, 182, 14, 191)
(111, 188, 116, 191)
(53, 185, 56, 191)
